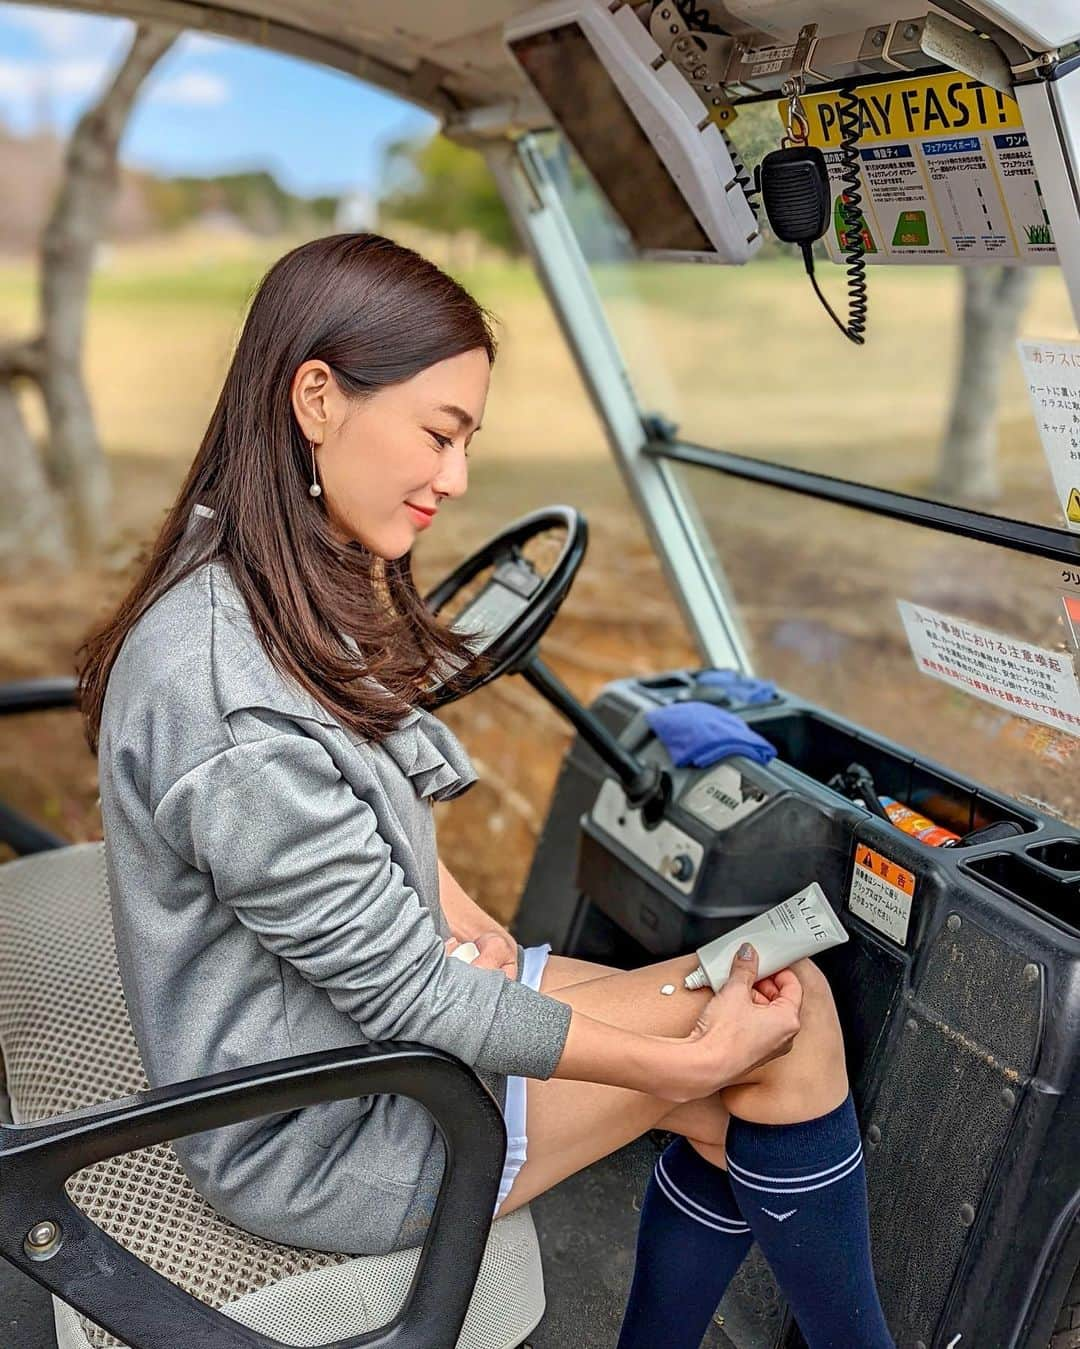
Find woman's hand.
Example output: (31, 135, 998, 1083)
(474, 930, 519, 979)
(445, 930, 518, 980)
(660, 944, 803, 1103)
(437, 861, 519, 980)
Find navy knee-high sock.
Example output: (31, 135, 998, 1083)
(726, 1094, 894, 1349)
(616, 1136, 753, 1349)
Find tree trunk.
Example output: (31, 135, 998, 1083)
(936, 266, 1035, 505)
(0, 338, 70, 570)
(0, 377, 71, 572)
(38, 23, 177, 551)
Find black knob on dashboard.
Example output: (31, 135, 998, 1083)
(670, 853, 695, 882)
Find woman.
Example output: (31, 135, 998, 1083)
(79, 233, 893, 1349)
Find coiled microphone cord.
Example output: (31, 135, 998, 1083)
(803, 84, 868, 345)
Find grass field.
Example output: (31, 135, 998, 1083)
(0, 232, 598, 465)
(2, 235, 1073, 484)
(1, 234, 1078, 917)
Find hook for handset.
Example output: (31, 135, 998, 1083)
(780, 22, 816, 147)
(780, 75, 809, 147)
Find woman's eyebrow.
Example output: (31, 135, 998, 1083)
(435, 403, 481, 433)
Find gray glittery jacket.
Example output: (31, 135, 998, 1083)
(97, 509, 572, 1254)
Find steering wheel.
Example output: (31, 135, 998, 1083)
(424, 505, 587, 707)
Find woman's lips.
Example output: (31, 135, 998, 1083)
(404, 502, 436, 529)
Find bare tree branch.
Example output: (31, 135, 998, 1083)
(0, 338, 44, 381)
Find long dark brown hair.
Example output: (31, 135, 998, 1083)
(78, 233, 496, 753)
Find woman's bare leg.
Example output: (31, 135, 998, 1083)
(496, 952, 847, 1216)
(532, 953, 733, 1163)
(538, 954, 613, 991)
(718, 957, 848, 1124)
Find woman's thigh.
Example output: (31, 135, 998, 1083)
(496, 951, 726, 1216)
(537, 953, 615, 991)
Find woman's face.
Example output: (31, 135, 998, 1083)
(295, 347, 490, 560)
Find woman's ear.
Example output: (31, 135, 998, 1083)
(290, 359, 336, 444)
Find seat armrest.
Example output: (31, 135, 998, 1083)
(0, 678, 80, 716)
(0, 1041, 507, 1349)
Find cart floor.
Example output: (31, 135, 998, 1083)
(3, 1249, 53, 1349)
(0, 1137, 742, 1348)
(529, 1133, 739, 1348)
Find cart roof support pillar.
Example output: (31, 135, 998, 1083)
(484, 135, 751, 671)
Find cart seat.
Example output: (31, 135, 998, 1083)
(0, 842, 545, 1349)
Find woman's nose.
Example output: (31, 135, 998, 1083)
(432, 444, 468, 500)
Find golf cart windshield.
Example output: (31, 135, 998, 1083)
(520, 124, 1080, 829)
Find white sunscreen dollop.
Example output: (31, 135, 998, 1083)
(684, 882, 848, 992)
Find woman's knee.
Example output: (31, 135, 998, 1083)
(796, 955, 836, 1001)
(790, 957, 845, 1049)
(659, 1091, 730, 1150)
(718, 959, 848, 1122)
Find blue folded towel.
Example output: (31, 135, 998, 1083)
(645, 701, 777, 769)
(696, 668, 777, 705)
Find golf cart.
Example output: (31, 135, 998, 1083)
(3, 2, 1080, 1346)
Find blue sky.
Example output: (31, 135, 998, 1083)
(0, 3, 437, 195)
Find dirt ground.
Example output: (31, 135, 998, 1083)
(2, 239, 1078, 923)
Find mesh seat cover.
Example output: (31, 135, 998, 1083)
(0, 844, 543, 1349)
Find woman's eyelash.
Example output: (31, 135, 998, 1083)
(428, 431, 470, 457)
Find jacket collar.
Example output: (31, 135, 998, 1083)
(207, 562, 338, 727)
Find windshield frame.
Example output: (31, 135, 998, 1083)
(486, 133, 753, 668)
(649, 438, 1080, 569)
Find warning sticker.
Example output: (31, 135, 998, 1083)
(791, 74, 1056, 266)
(849, 846, 914, 946)
(898, 599, 1080, 737)
(1017, 338, 1080, 532)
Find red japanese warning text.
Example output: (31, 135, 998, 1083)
(849, 847, 915, 946)
(898, 599, 1080, 738)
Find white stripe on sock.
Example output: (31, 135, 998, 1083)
(653, 1166, 751, 1235)
(726, 1141, 863, 1186)
(727, 1152, 864, 1196)
(655, 1155, 750, 1229)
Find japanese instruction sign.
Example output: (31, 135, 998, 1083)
(898, 600, 1080, 737)
(849, 846, 914, 946)
(792, 74, 1056, 266)
(1018, 338, 1080, 532)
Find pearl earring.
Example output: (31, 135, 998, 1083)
(308, 440, 322, 498)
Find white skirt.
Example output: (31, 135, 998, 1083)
(493, 942, 553, 1216)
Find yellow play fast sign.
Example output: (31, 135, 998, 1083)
(796, 72, 1023, 148)
(778, 71, 1051, 267)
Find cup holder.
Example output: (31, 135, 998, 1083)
(1027, 840, 1080, 873)
(963, 852, 1080, 935)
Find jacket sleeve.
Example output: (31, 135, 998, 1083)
(152, 731, 571, 1080)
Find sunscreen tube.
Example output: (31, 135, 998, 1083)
(684, 882, 848, 991)
(449, 941, 480, 964)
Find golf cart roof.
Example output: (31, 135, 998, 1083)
(38, 1, 1079, 124)
(51, 0, 557, 117)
